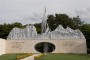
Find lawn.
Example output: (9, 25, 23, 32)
(0, 53, 90, 60)
(37, 54, 90, 60)
(0, 53, 24, 60)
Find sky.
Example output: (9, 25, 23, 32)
(0, 0, 90, 24)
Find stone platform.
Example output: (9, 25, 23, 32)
(0, 39, 87, 55)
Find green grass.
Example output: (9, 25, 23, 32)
(0, 53, 24, 60)
(37, 54, 90, 60)
(0, 53, 90, 60)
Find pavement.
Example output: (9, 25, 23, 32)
(20, 54, 40, 60)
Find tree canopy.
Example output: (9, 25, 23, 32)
(0, 22, 25, 39)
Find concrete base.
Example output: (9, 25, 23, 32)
(5, 39, 87, 54)
(0, 38, 87, 55)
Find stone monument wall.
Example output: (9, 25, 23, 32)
(6, 39, 87, 54)
(0, 39, 6, 55)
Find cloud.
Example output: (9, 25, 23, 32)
(75, 8, 90, 23)
(0, 0, 90, 24)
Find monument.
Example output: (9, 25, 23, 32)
(0, 8, 87, 55)
(7, 25, 85, 40)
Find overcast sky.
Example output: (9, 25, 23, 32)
(0, 0, 90, 24)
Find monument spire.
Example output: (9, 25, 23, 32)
(41, 7, 47, 33)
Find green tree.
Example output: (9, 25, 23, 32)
(80, 24, 90, 53)
(47, 14, 83, 30)
(34, 23, 42, 34)
(47, 15, 56, 31)
(0, 22, 24, 39)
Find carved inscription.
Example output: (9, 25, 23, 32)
(63, 41, 77, 47)
(11, 42, 24, 49)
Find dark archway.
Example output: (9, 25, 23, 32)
(34, 42, 55, 53)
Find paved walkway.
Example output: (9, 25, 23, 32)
(20, 54, 40, 60)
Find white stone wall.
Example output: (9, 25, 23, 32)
(6, 39, 87, 54)
(0, 38, 6, 55)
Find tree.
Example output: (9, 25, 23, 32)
(0, 22, 24, 39)
(47, 14, 83, 31)
(47, 15, 56, 31)
(80, 24, 90, 53)
(34, 23, 42, 34)
(73, 16, 84, 29)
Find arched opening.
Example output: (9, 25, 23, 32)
(34, 42, 55, 53)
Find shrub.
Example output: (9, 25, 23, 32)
(16, 53, 33, 60)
